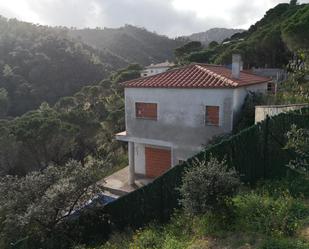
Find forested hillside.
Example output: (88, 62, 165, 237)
(184, 28, 244, 46)
(69, 25, 186, 66)
(177, 2, 309, 68)
(0, 63, 141, 176)
(0, 16, 128, 116)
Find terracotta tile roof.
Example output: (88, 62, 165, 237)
(123, 64, 271, 89)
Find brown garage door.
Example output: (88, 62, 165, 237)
(145, 147, 171, 178)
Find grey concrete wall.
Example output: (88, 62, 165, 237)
(232, 83, 268, 125)
(125, 88, 235, 166)
(125, 84, 268, 172)
(126, 88, 233, 140)
(255, 104, 309, 124)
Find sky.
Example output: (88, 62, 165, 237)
(0, 0, 308, 37)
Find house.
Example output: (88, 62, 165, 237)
(141, 61, 175, 77)
(116, 55, 271, 185)
(240, 68, 287, 94)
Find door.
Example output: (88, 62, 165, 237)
(145, 146, 171, 178)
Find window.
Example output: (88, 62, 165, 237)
(205, 106, 219, 126)
(267, 82, 275, 93)
(136, 102, 157, 120)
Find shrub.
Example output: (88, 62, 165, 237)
(259, 238, 309, 249)
(129, 226, 163, 249)
(179, 157, 240, 215)
(162, 235, 187, 249)
(285, 125, 309, 176)
(99, 230, 132, 249)
(187, 240, 210, 249)
(192, 213, 234, 236)
(256, 176, 309, 198)
(164, 211, 195, 241)
(233, 191, 308, 236)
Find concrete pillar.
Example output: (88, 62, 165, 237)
(128, 141, 135, 185)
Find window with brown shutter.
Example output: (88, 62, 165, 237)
(205, 106, 219, 126)
(135, 102, 157, 120)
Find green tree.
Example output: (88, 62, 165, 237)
(0, 160, 106, 249)
(0, 88, 8, 118)
(282, 5, 309, 51)
(208, 41, 219, 49)
(175, 41, 203, 64)
(12, 106, 77, 171)
(285, 125, 309, 176)
(0, 122, 19, 175)
(61, 109, 102, 166)
(180, 157, 240, 215)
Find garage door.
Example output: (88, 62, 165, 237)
(145, 147, 171, 178)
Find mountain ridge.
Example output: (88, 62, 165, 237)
(183, 28, 244, 46)
(69, 25, 186, 66)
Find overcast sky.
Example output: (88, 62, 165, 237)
(0, 0, 308, 37)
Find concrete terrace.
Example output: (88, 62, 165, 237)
(102, 167, 154, 198)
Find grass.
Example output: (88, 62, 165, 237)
(77, 175, 309, 249)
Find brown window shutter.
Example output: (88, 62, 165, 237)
(206, 106, 219, 126)
(136, 102, 157, 120)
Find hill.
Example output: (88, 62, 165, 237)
(184, 28, 244, 46)
(68, 25, 186, 66)
(181, 3, 309, 68)
(0, 16, 129, 116)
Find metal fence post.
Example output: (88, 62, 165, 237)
(263, 115, 270, 178)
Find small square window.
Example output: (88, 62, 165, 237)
(136, 102, 157, 120)
(267, 82, 274, 93)
(205, 106, 219, 126)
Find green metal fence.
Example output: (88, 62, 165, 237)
(66, 107, 309, 244)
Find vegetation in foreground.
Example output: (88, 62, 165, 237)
(80, 177, 309, 249)
(79, 125, 309, 249)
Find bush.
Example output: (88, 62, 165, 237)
(259, 238, 309, 249)
(285, 125, 309, 176)
(234, 191, 308, 236)
(161, 235, 187, 249)
(129, 226, 163, 249)
(163, 211, 195, 241)
(179, 157, 240, 215)
(256, 176, 309, 198)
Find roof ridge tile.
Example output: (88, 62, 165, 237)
(122, 63, 270, 89)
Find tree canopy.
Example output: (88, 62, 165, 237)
(0, 16, 127, 117)
(177, 3, 309, 68)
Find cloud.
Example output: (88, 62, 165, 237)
(0, 0, 308, 37)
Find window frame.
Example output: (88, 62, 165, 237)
(135, 102, 158, 120)
(205, 105, 220, 127)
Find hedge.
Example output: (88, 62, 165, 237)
(64, 107, 309, 245)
